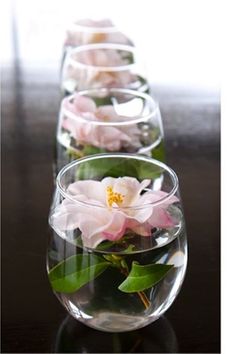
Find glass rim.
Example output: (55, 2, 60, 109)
(67, 21, 120, 34)
(61, 88, 161, 127)
(56, 153, 179, 210)
(66, 43, 138, 72)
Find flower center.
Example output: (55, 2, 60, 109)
(106, 186, 124, 207)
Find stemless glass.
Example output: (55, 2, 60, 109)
(55, 88, 165, 173)
(47, 153, 188, 332)
(61, 43, 148, 96)
(63, 18, 133, 50)
(61, 18, 133, 72)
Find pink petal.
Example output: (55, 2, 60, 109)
(101, 127, 131, 148)
(126, 219, 152, 236)
(75, 18, 113, 28)
(50, 195, 90, 231)
(128, 206, 153, 224)
(134, 190, 179, 229)
(81, 210, 126, 246)
(81, 232, 108, 249)
(63, 97, 79, 115)
(153, 190, 179, 207)
(138, 190, 178, 207)
(111, 177, 150, 207)
(73, 94, 97, 113)
(67, 180, 107, 205)
(102, 212, 127, 241)
(62, 116, 77, 136)
(94, 126, 131, 151)
(78, 209, 111, 238)
(93, 49, 109, 66)
(96, 105, 119, 122)
(148, 207, 177, 229)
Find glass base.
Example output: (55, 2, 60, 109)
(53, 314, 178, 353)
(67, 307, 149, 332)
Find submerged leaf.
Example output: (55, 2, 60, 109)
(118, 261, 174, 293)
(48, 254, 110, 293)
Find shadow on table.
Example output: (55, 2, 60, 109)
(52, 314, 178, 353)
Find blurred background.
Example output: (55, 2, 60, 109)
(1, 0, 220, 90)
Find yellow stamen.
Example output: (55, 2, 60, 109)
(106, 186, 124, 207)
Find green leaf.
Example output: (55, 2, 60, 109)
(93, 96, 114, 106)
(83, 145, 107, 156)
(48, 254, 110, 293)
(151, 140, 166, 162)
(118, 50, 134, 64)
(75, 156, 164, 181)
(118, 261, 174, 293)
(123, 244, 136, 253)
(66, 145, 107, 161)
(75, 158, 136, 180)
(131, 159, 163, 180)
(66, 147, 84, 159)
(95, 240, 116, 251)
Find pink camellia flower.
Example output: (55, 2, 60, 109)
(50, 177, 179, 249)
(66, 46, 135, 90)
(62, 94, 141, 151)
(64, 18, 131, 47)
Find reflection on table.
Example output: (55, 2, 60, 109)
(53, 314, 178, 353)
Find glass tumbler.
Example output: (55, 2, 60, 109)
(55, 88, 165, 173)
(61, 43, 148, 95)
(61, 18, 133, 72)
(47, 153, 188, 332)
(63, 18, 133, 49)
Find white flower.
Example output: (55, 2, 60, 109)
(65, 47, 135, 91)
(51, 177, 179, 249)
(62, 94, 141, 151)
(64, 18, 132, 47)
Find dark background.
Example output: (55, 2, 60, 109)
(1, 2, 220, 353)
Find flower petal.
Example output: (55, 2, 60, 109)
(81, 232, 108, 249)
(102, 211, 127, 241)
(138, 190, 178, 207)
(93, 126, 131, 151)
(50, 199, 84, 231)
(96, 105, 119, 122)
(126, 219, 152, 236)
(80, 209, 126, 247)
(148, 207, 177, 229)
(73, 94, 97, 113)
(135, 190, 179, 228)
(67, 180, 107, 205)
(112, 177, 150, 207)
(62, 116, 79, 137)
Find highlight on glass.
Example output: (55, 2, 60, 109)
(61, 43, 148, 95)
(55, 88, 165, 172)
(47, 153, 188, 332)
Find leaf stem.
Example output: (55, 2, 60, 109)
(103, 254, 151, 310)
(137, 291, 150, 310)
(120, 267, 150, 310)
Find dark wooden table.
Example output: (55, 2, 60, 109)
(1, 58, 220, 353)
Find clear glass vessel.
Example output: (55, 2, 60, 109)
(61, 18, 133, 73)
(63, 18, 133, 49)
(61, 43, 148, 95)
(47, 154, 188, 332)
(55, 88, 165, 173)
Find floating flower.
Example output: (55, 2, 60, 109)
(62, 94, 141, 151)
(50, 177, 179, 248)
(65, 44, 135, 90)
(64, 18, 131, 47)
